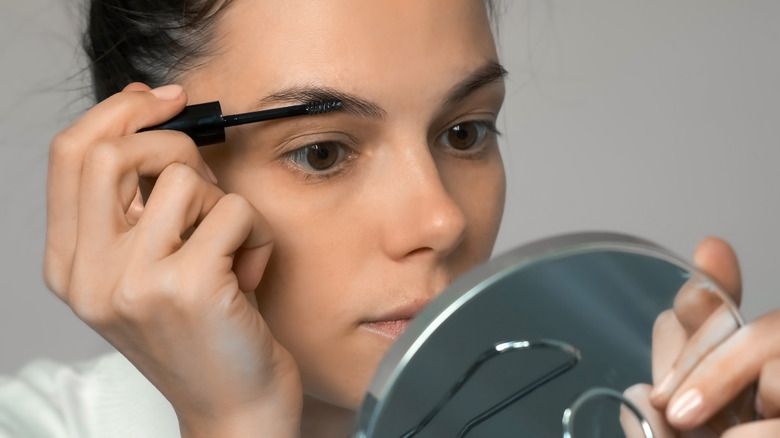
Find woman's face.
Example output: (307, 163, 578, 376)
(183, 0, 506, 410)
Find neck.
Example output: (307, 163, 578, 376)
(300, 395, 355, 438)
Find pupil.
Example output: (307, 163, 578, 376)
(316, 148, 329, 160)
(306, 144, 338, 170)
(449, 123, 476, 150)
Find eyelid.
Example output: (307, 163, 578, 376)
(438, 116, 501, 140)
(437, 110, 501, 134)
(272, 130, 359, 155)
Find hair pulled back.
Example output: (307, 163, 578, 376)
(85, 0, 499, 103)
(84, 0, 233, 102)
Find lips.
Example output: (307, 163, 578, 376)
(360, 299, 432, 340)
(361, 319, 411, 340)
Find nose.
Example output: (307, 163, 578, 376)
(378, 146, 467, 261)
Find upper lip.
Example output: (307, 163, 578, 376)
(364, 298, 434, 323)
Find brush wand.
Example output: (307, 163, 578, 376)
(142, 100, 343, 146)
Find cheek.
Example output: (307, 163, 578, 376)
(449, 152, 506, 251)
(249, 200, 385, 409)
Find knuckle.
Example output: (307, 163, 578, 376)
(157, 130, 198, 152)
(219, 193, 253, 215)
(68, 288, 111, 326)
(158, 162, 200, 187)
(42, 253, 67, 298)
(84, 140, 123, 171)
(652, 309, 678, 335)
(66, 268, 133, 326)
(107, 92, 146, 127)
(154, 163, 202, 199)
(112, 270, 178, 319)
(111, 285, 148, 319)
(655, 308, 676, 326)
(49, 130, 81, 163)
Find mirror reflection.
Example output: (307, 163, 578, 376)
(355, 233, 751, 438)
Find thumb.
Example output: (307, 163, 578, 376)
(233, 243, 273, 295)
(691, 236, 742, 307)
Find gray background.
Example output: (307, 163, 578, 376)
(1, 0, 778, 373)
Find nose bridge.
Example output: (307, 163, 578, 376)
(378, 139, 467, 260)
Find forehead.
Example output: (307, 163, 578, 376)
(202, 0, 498, 109)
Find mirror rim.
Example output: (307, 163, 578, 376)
(354, 231, 744, 436)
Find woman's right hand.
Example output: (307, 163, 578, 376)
(43, 83, 302, 437)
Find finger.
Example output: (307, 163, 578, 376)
(69, 84, 186, 141)
(73, 131, 214, 271)
(181, 194, 273, 294)
(652, 309, 689, 385)
(673, 276, 731, 335)
(651, 306, 739, 406)
(135, 163, 226, 259)
(722, 420, 780, 438)
(126, 186, 145, 226)
(757, 359, 780, 418)
(44, 84, 187, 296)
(622, 384, 678, 438)
(691, 237, 742, 307)
(233, 245, 273, 295)
(123, 82, 151, 93)
(662, 309, 780, 429)
(650, 315, 730, 436)
(649, 237, 743, 406)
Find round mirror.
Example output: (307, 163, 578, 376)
(353, 232, 752, 437)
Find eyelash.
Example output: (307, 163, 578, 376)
(437, 119, 501, 159)
(281, 119, 501, 181)
(282, 141, 358, 182)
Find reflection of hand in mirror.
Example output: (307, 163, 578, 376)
(643, 237, 780, 436)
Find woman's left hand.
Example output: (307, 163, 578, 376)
(647, 237, 780, 436)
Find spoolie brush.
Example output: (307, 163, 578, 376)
(142, 100, 343, 146)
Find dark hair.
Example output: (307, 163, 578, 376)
(84, 0, 498, 103)
(84, 0, 233, 102)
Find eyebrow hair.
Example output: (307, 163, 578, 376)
(255, 86, 387, 120)
(443, 60, 508, 107)
(253, 60, 508, 120)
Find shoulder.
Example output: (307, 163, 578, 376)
(0, 352, 179, 438)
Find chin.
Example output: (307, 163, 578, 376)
(303, 332, 396, 413)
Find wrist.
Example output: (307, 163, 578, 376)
(177, 395, 302, 438)
(179, 409, 301, 438)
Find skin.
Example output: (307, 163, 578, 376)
(187, 0, 506, 432)
(41, 0, 780, 436)
(624, 238, 780, 437)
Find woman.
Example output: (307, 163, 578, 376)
(1, 0, 778, 436)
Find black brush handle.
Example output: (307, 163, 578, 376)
(141, 101, 226, 146)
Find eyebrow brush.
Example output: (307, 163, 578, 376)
(142, 100, 343, 146)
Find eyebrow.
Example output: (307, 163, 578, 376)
(255, 86, 387, 120)
(443, 60, 508, 107)
(253, 60, 508, 120)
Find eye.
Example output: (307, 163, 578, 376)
(285, 141, 351, 173)
(439, 121, 492, 151)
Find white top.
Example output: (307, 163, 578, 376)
(0, 352, 179, 437)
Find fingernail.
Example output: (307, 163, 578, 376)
(149, 84, 183, 100)
(651, 371, 675, 401)
(205, 164, 218, 184)
(669, 388, 703, 424)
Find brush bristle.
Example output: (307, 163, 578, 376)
(306, 100, 343, 114)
